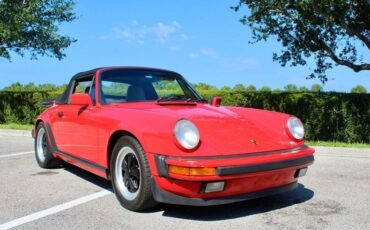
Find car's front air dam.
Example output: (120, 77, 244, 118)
(152, 165, 307, 199)
(151, 178, 298, 206)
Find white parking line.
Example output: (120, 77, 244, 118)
(0, 190, 112, 230)
(0, 151, 34, 158)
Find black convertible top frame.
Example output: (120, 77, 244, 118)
(56, 66, 184, 104)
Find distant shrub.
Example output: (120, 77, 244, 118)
(0, 91, 62, 124)
(200, 90, 370, 143)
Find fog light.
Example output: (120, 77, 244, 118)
(295, 167, 308, 178)
(202, 181, 225, 193)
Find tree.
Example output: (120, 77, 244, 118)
(220, 86, 231, 91)
(0, 0, 76, 60)
(245, 84, 256, 92)
(233, 1, 370, 83)
(259, 86, 271, 92)
(351, 85, 367, 93)
(233, 83, 245, 91)
(311, 84, 323, 92)
(2, 82, 23, 91)
(299, 86, 309, 92)
(284, 84, 298, 92)
(194, 83, 218, 91)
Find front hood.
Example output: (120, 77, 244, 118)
(115, 102, 300, 155)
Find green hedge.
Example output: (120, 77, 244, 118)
(200, 90, 370, 143)
(0, 90, 369, 143)
(0, 91, 62, 124)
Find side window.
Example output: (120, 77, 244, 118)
(71, 77, 95, 104)
(73, 80, 92, 94)
(101, 81, 129, 103)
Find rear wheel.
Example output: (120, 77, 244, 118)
(110, 136, 156, 211)
(34, 123, 62, 168)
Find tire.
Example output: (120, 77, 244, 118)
(34, 122, 63, 168)
(110, 136, 157, 211)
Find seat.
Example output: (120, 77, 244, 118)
(127, 85, 146, 102)
(84, 86, 96, 104)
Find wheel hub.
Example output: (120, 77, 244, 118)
(122, 153, 140, 193)
(115, 146, 141, 201)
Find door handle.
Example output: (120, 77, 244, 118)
(57, 111, 64, 118)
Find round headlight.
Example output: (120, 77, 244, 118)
(287, 117, 304, 140)
(174, 120, 200, 149)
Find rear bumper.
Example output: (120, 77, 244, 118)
(152, 179, 298, 206)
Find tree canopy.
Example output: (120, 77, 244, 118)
(351, 85, 367, 93)
(311, 84, 323, 92)
(0, 0, 76, 60)
(233, 0, 370, 83)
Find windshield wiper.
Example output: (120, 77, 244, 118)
(157, 95, 188, 102)
(157, 95, 207, 103)
(185, 98, 208, 103)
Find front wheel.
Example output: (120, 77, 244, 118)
(110, 136, 156, 211)
(34, 123, 63, 168)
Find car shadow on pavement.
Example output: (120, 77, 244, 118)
(63, 163, 314, 221)
(157, 184, 314, 221)
(63, 163, 112, 191)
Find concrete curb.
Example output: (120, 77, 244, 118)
(0, 129, 32, 137)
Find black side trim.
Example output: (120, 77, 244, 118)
(56, 150, 106, 172)
(155, 155, 168, 177)
(217, 155, 314, 176)
(44, 123, 57, 149)
(151, 179, 298, 206)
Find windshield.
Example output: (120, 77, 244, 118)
(99, 69, 204, 104)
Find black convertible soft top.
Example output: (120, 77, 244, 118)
(56, 68, 101, 104)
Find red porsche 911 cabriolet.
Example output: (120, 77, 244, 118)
(33, 67, 314, 211)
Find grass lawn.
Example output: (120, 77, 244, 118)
(0, 123, 33, 130)
(306, 141, 370, 148)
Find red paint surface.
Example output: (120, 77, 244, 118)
(35, 67, 314, 199)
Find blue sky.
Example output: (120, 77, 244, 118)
(0, 0, 369, 91)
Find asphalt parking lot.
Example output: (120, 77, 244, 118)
(0, 132, 370, 230)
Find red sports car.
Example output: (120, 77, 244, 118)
(33, 67, 314, 211)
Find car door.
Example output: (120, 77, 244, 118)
(52, 76, 100, 163)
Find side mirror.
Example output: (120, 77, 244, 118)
(70, 93, 92, 106)
(210, 96, 222, 107)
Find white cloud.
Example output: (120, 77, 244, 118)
(188, 48, 259, 70)
(188, 52, 199, 59)
(180, 33, 188, 40)
(168, 46, 180, 51)
(101, 20, 188, 44)
(171, 20, 181, 28)
(188, 48, 218, 59)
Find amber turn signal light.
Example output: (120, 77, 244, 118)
(168, 165, 216, 176)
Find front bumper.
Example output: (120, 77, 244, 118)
(150, 145, 314, 203)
